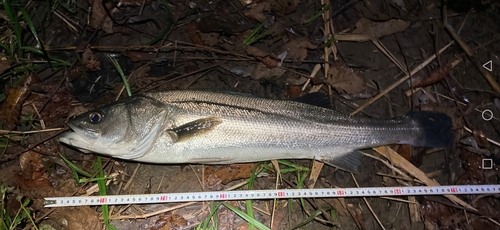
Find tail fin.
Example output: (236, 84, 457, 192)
(406, 111, 454, 148)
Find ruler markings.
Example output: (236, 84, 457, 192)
(44, 185, 500, 207)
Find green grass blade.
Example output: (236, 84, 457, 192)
(20, 46, 72, 66)
(289, 208, 323, 229)
(95, 156, 116, 230)
(20, 9, 42, 50)
(198, 201, 221, 229)
(2, 0, 22, 56)
(222, 202, 270, 230)
(146, 0, 173, 45)
(107, 55, 132, 96)
(303, 4, 330, 24)
(58, 153, 92, 177)
(243, 21, 265, 45)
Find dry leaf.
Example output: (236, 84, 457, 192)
(150, 212, 188, 230)
(245, 1, 272, 22)
(283, 38, 317, 61)
(353, 18, 410, 39)
(472, 129, 489, 148)
(251, 63, 286, 80)
(0, 73, 40, 130)
(185, 22, 203, 46)
(397, 144, 412, 162)
(82, 48, 100, 71)
(89, 0, 113, 33)
(15, 151, 52, 189)
(314, 63, 366, 95)
(0, 59, 11, 73)
(287, 85, 303, 98)
(200, 32, 220, 47)
(204, 164, 256, 190)
(274, 0, 300, 14)
(247, 46, 270, 58)
(50, 207, 102, 230)
(247, 46, 279, 68)
(124, 50, 156, 62)
(259, 56, 278, 68)
(412, 65, 451, 88)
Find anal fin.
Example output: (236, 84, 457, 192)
(323, 150, 362, 173)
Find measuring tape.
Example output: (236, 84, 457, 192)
(45, 184, 500, 207)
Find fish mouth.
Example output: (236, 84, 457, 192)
(58, 124, 96, 154)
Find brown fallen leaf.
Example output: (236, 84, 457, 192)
(274, 0, 300, 14)
(0, 59, 11, 73)
(204, 164, 256, 190)
(245, 1, 272, 22)
(124, 50, 156, 62)
(353, 18, 410, 39)
(246, 46, 270, 58)
(247, 46, 279, 68)
(82, 48, 101, 71)
(313, 62, 366, 95)
(287, 85, 303, 98)
(200, 32, 220, 47)
(251, 63, 286, 80)
(472, 129, 489, 148)
(0, 73, 40, 130)
(420, 199, 453, 228)
(150, 212, 188, 230)
(89, 0, 113, 33)
(283, 38, 317, 62)
(396, 144, 412, 162)
(50, 207, 102, 230)
(185, 22, 204, 46)
(15, 151, 52, 190)
(412, 65, 451, 88)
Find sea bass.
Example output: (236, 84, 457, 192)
(59, 90, 454, 172)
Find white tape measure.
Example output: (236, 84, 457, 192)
(44, 185, 500, 207)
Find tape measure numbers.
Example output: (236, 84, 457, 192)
(44, 185, 500, 207)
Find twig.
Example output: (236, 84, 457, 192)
(351, 173, 385, 230)
(463, 126, 500, 147)
(373, 146, 478, 211)
(0, 128, 64, 135)
(123, 163, 141, 191)
(444, 23, 500, 92)
(350, 41, 453, 115)
(380, 197, 419, 204)
(135, 62, 224, 93)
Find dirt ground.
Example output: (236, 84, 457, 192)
(1, 0, 500, 229)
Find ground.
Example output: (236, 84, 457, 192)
(0, 0, 500, 229)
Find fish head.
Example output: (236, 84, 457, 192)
(59, 95, 168, 159)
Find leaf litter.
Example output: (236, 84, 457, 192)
(1, 0, 500, 229)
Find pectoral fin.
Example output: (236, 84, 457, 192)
(323, 150, 362, 173)
(167, 117, 222, 142)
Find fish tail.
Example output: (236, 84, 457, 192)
(406, 111, 454, 148)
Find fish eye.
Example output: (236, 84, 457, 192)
(88, 111, 104, 124)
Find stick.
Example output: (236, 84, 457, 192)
(373, 146, 477, 210)
(350, 41, 453, 115)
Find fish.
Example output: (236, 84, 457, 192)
(58, 90, 454, 172)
